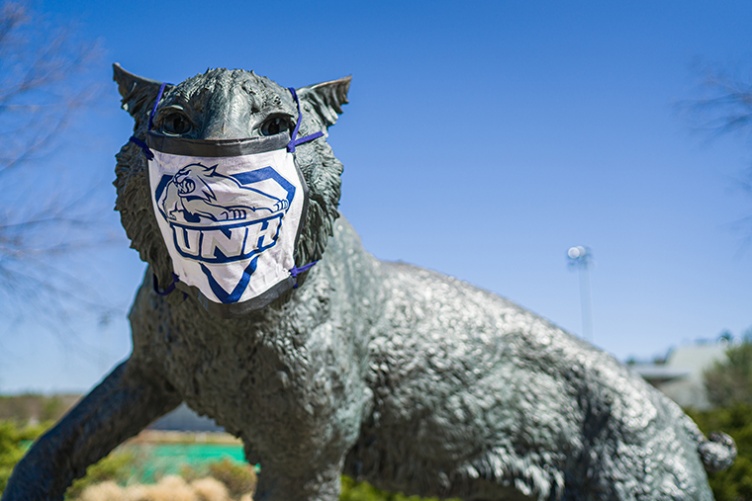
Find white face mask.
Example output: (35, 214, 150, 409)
(131, 85, 321, 316)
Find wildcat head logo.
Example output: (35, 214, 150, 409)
(154, 162, 296, 264)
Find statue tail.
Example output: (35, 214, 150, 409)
(697, 431, 736, 473)
(669, 400, 737, 473)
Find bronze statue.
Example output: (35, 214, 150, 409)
(2, 65, 735, 501)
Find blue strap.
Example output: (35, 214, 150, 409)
(148, 82, 168, 131)
(153, 273, 178, 296)
(287, 87, 324, 153)
(129, 136, 154, 160)
(133, 82, 168, 160)
(290, 260, 319, 288)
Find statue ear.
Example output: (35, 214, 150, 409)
(113, 63, 171, 125)
(297, 76, 351, 128)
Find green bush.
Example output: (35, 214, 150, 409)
(207, 458, 256, 499)
(65, 450, 138, 499)
(687, 404, 752, 501)
(0, 417, 138, 500)
(0, 420, 48, 494)
(0, 421, 26, 494)
(704, 338, 752, 408)
(181, 457, 256, 499)
(340, 476, 459, 501)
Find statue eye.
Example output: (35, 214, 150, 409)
(260, 116, 291, 136)
(161, 112, 192, 135)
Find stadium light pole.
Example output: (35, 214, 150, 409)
(567, 246, 593, 342)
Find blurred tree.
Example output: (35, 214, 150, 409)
(704, 329, 752, 408)
(718, 329, 734, 343)
(690, 66, 752, 234)
(0, 1, 113, 336)
(692, 69, 752, 139)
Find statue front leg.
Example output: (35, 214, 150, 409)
(1, 358, 181, 501)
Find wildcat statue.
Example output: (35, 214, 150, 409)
(2, 65, 735, 501)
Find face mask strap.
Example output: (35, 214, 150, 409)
(290, 260, 319, 288)
(148, 82, 168, 131)
(285, 87, 322, 283)
(286, 87, 324, 153)
(153, 272, 178, 296)
(129, 135, 154, 160)
(130, 82, 169, 160)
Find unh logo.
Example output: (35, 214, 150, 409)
(154, 162, 296, 265)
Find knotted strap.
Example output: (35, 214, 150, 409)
(286, 87, 324, 153)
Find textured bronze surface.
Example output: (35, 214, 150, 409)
(2, 66, 735, 501)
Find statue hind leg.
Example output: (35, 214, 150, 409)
(1, 359, 181, 501)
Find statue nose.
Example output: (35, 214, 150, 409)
(203, 117, 249, 140)
(202, 91, 253, 140)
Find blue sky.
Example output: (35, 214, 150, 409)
(2, 1, 752, 393)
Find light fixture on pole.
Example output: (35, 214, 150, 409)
(567, 246, 593, 342)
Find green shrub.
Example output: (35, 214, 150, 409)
(207, 458, 256, 499)
(704, 338, 752, 408)
(687, 404, 752, 501)
(0, 421, 26, 494)
(182, 457, 256, 499)
(340, 476, 459, 501)
(0, 420, 48, 494)
(65, 450, 138, 499)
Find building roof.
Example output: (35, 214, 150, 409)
(632, 365, 689, 382)
(631, 341, 729, 409)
